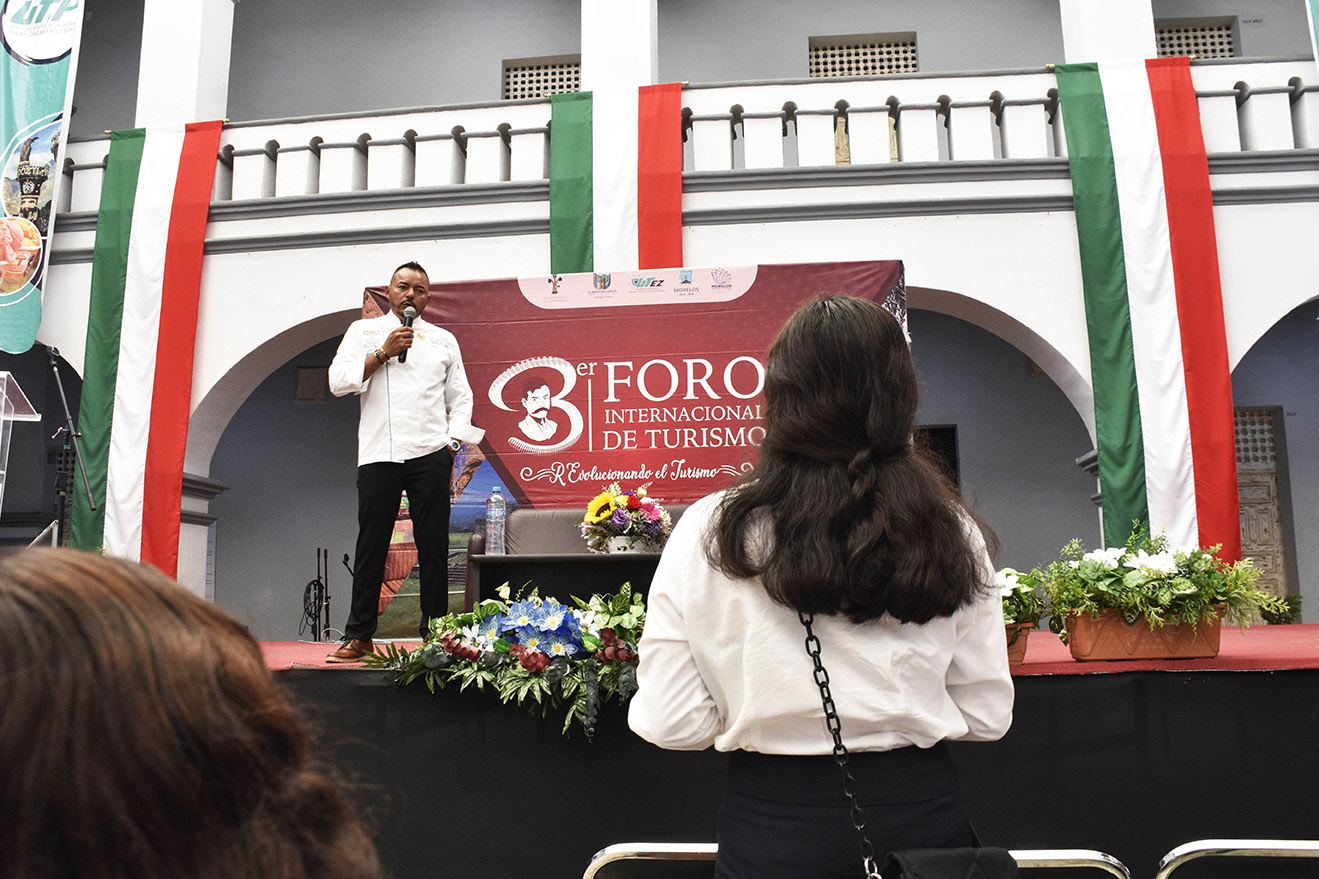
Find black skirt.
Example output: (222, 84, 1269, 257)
(716, 743, 973, 879)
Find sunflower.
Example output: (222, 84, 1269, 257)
(585, 491, 617, 524)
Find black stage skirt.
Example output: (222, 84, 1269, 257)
(716, 743, 972, 879)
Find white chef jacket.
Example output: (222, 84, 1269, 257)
(628, 492, 1014, 754)
(328, 311, 483, 465)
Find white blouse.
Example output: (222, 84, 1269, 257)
(628, 493, 1014, 754)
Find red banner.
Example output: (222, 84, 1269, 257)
(366, 260, 904, 508)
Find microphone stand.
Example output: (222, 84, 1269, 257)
(46, 346, 94, 544)
(315, 548, 331, 641)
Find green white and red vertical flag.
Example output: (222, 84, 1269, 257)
(70, 121, 223, 577)
(549, 82, 684, 274)
(1056, 57, 1241, 560)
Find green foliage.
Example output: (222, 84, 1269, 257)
(571, 582, 646, 645)
(1034, 524, 1288, 641)
(997, 568, 1047, 624)
(363, 584, 643, 738)
(1261, 593, 1303, 625)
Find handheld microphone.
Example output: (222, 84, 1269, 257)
(399, 305, 417, 363)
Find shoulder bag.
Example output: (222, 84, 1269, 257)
(798, 612, 1019, 879)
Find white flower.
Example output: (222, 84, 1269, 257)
(1082, 547, 1126, 568)
(995, 567, 1022, 596)
(574, 608, 599, 636)
(1130, 548, 1177, 574)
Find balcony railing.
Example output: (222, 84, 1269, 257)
(58, 56, 1319, 216)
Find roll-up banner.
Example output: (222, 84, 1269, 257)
(0, 0, 85, 354)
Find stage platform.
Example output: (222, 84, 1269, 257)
(262, 638, 425, 670)
(266, 627, 1319, 879)
(261, 625, 1319, 674)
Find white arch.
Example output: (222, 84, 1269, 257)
(185, 308, 359, 475)
(909, 285, 1097, 444)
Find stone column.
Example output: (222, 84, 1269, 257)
(135, 0, 236, 126)
(1058, 0, 1157, 63)
(580, 0, 658, 91)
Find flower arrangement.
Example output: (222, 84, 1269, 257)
(369, 583, 646, 737)
(579, 482, 673, 552)
(1035, 525, 1287, 640)
(997, 567, 1046, 626)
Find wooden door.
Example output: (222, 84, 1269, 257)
(1235, 406, 1294, 600)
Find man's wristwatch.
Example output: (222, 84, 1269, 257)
(448, 439, 462, 452)
(373, 348, 387, 363)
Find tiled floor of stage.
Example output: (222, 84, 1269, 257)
(262, 625, 1319, 674)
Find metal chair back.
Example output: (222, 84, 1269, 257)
(583, 842, 1132, 879)
(1155, 838, 1319, 879)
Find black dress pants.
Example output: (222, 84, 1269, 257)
(344, 447, 453, 640)
(714, 744, 973, 879)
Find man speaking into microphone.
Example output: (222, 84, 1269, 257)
(324, 261, 483, 662)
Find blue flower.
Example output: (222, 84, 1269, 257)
(543, 634, 579, 657)
(558, 611, 583, 638)
(517, 628, 546, 653)
(610, 507, 630, 529)
(506, 600, 541, 629)
(476, 614, 503, 648)
(538, 600, 569, 632)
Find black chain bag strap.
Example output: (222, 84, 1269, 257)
(799, 612, 1019, 879)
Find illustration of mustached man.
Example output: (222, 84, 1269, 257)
(517, 378, 558, 441)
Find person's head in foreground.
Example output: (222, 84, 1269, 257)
(712, 294, 991, 623)
(0, 547, 382, 879)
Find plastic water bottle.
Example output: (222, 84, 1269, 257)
(485, 487, 507, 555)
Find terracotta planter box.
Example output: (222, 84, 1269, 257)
(1005, 623, 1033, 665)
(1066, 609, 1222, 661)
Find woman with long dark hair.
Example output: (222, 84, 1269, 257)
(629, 295, 1014, 878)
(0, 547, 384, 879)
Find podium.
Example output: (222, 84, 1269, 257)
(0, 371, 39, 518)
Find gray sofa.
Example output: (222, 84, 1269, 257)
(463, 503, 690, 608)
(468, 503, 691, 556)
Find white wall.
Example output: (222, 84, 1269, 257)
(660, 0, 1066, 84)
(225, 0, 581, 120)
